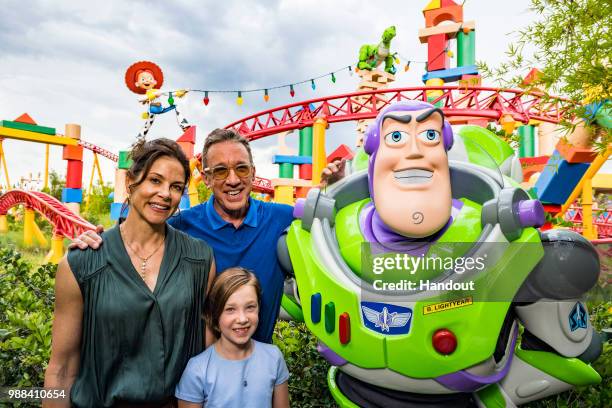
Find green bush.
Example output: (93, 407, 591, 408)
(273, 320, 336, 407)
(0, 247, 55, 388)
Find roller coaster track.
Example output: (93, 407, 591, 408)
(79, 140, 118, 162)
(225, 86, 574, 140)
(0, 190, 95, 238)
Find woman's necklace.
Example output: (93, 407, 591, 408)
(120, 224, 165, 278)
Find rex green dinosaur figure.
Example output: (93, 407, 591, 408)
(357, 25, 397, 74)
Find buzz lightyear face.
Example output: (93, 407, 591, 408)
(135, 70, 157, 91)
(373, 108, 452, 238)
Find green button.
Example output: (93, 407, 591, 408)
(325, 302, 335, 333)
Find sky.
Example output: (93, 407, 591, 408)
(0, 0, 544, 188)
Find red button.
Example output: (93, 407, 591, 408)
(339, 312, 350, 344)
(432, 329, 457, 355)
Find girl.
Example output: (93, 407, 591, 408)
(44, 138, 215, 407)
(176, 267, 290, 408)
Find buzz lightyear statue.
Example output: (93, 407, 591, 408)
(278, 101, 603, 407)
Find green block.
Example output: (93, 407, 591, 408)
(0, 120, 56, 135)
(279, 163, 294, 178)
(325, 302, 335, 333)
(518, 125, 536, 158)
(299, 127, 313, 156)
(457, 30, 476, 67)
(515, 348, 602, 386)
(118, 151, 133, 169)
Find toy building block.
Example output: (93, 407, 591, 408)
(110, 202, 129, 220)
(179, 192, 190, 210)
(114, 169, 128, 203)
(176, 126, 196, 143)
(13, 113, 37, 125)
(457, 30, 475, 66)
(273, 155, 313, 165)
(555, 138, 597, 164)
(327, 144, 354, 163)
(64, 124, 81, 139)
(520, 68, 544, 91)
(62, 187, 83, 203)
(272, 178, 312, 188)
(66, 161, 83, 189)
(520, 155, 549, 182)
(299, 164, 312, 180)
(422, 65, 478, 83)
(424, 4, 463, 28)
(534, 150, 589, 204)
(279, 163, 294, 179)
(62, 144, 84, 161)
(0, 120, 56, 135)
(418, 21, 475, 43)
(274, 185, 294, 205)
(118, 151, 133, 170)
(427, 33, 450, 71)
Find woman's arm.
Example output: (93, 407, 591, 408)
(272, 382, 290, 408)
(205, 260, 216, 348)
(43, 258, 83, 408)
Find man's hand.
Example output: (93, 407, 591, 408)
(68, 225, 104, 250)
(320, 158, 347, 188)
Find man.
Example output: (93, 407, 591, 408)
(73, 128, 342, 343)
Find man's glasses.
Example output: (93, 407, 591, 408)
(204, 164, 253, 180)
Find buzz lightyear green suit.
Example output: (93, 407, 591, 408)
(278, 101, 603, 407)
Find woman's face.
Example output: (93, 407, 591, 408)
(127, 156, 186, 225)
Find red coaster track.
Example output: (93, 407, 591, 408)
(0, 190, 96, 238)
(224, 86, 574, 140)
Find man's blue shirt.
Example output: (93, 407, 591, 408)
(168, 196, 294, 343)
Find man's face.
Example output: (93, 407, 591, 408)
(135, 71, 157, 90)
(372, 108, 452, 238)
(204, 141, 255, 217)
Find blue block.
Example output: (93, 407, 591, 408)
(110, 202, 129, 220)
(422, 65, 479, 83)
(534, 150, 589, 205)
(273, 155, 313, 165)
(61, 188, 82, 203)
(179, 192, 190, 210)
(311, 293, 322, 324)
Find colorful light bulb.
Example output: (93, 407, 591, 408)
(203, 91, 209, 106)
(264, 89, 269, 102)
(311, 79, 316, 90)
(237, 91, 243, 106)
(290, 84, 295, 97)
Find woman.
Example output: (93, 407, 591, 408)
(44, 138, 215, 408)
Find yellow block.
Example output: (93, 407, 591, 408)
(312, 117, 328, 186)
(423, 0, 440, 12)
(593, 173, 612, 190)
(274, 185, 294, 205)
(0, 126, 79, 146)
(271, 178, 312, 187)
(23, 208, 36, 247)
(426, 78, 444, 99)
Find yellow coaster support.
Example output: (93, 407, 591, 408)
(312, 116, 328, 186)
(0, 214, 8, 233)
(23, 208, 47, 247)
(85, 152, 104, 210)
(44, 144, 50, 190)
(44, 234, 64, 264)
(557, 144, 612, 239)
(0, 138, 11, 189)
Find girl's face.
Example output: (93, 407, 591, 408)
(127, 156, 186, 226)
(218, 285, 259, 347)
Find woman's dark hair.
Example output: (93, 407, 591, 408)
(204, 267, 262, 338)
(127, 137, 191, 191)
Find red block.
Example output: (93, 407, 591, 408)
(66, 160, 83, 188)
(14, 113, 37, 124)
(177, 141, 194, 159)
(176, 125, 196, 143)
(62, 145, 84, 161)
(424, 5, 463, 27)
(427, 34, 449, 71)
(327, 144, 354, 163)
(339, 312, 351, 344)
(299, 163, 312, 180)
